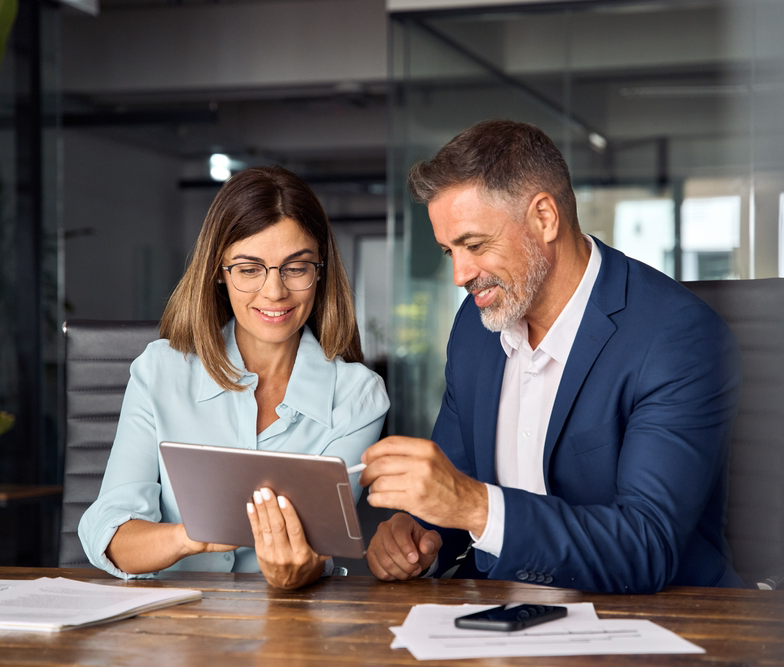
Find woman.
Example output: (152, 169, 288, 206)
(79, 166, 389, 589)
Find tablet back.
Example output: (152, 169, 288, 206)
(159, 442, 365, 559)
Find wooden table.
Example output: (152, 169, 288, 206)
(1, 567, 783, 666)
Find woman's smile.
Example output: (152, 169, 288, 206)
(252, 306, 297, 323)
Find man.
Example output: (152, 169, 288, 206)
(359, 119, 745, 593)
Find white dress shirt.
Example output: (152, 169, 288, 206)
(471, 236, 602, 557)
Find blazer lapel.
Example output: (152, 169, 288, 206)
(542, 238, 627, 488)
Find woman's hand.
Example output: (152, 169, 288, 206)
(178, 524, 238, 556)
(106, 520, 237, 575)
(247, 487, 328, 589)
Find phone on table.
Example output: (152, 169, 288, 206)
(454, 603, 567, 632)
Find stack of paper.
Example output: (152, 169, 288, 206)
(0, 577, 201, 632)
(390, 603, 705, 661)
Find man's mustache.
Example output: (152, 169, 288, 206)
(465, 276, 506, 294)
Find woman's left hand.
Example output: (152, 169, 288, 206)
(246, 487, 329, 589)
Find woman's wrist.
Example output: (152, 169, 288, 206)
(107, 519, 198, 575)
(177, 523, 205, 557)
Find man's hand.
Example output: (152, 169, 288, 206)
(366, 512, 442, 581)
(359, 436, 488, 535)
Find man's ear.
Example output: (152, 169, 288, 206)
(528, 192, 559, 243)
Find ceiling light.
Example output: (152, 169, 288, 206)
(589, 133, 607, 153)
(209, 154, 235, 182)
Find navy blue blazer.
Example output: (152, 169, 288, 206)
(429, 238, 746, 593)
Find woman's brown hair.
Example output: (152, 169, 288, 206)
(160, 165, 363, 391)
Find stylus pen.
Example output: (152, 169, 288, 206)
(346, 462, 366, 475)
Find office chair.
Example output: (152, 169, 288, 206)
(60, 320, 160, 567)
(684, 278, 784, 589)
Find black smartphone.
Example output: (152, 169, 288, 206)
(454, 603, 567, 632)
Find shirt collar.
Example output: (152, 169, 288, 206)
(500, 319, 528, 358)
(499, 235, 602, 366)
(197, 319, 252, 402)
(197, 320, 335, 428)
(283, 325, 335, 429)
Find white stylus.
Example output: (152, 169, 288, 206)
(346, 462, 367, 474)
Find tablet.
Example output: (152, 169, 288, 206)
(159, 442, 365, 559)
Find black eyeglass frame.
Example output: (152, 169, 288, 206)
(221, 260, 324, 293)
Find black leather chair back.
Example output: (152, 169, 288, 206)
(684, 278, 784, 588)
(60, 320, 160, 567)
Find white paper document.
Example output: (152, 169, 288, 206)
(0, 580, 26, 593)
(391, 603, 705, 660)
(0, 577, 201, 632)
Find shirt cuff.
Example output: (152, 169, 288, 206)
(469, 483, 504, 558)
(421, 556, 439, 578)
(78, 506, 162, 580)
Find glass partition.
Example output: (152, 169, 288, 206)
(388, 0, 784, 437)
(0, 0, 63, 565)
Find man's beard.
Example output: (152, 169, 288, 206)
(465, 235, 550, 332)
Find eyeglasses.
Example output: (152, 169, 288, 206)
(221, 260, 323, 293)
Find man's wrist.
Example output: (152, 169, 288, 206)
(469, 484, 504, 558)
(461, 478, 489, 535)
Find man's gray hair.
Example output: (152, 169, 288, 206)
(407, 119, 578, 227)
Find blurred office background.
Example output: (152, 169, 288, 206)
(0, 0, 782, 566)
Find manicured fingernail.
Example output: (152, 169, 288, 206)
(260, 488, 272, 501)
(277, 495, 287, 509)
(253, 490, 263, 504)
(246, 502, 255, 514)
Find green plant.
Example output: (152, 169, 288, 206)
(0, 0, 17, 68)
(0, 410, 14, 436)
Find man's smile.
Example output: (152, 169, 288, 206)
(472, 285, 500, 309)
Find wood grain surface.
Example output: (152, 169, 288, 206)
(1, 567, 782, 666)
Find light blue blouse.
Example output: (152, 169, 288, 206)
(78, 321, 389, 579)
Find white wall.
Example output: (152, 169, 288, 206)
(60, 0, 391, 324)
(62, 0, 387, 95)
(63, 131, 185, 320)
